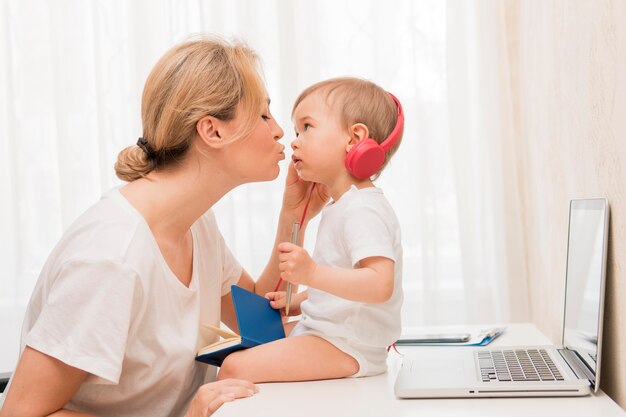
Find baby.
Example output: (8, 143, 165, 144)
(219, 77, 404, 381)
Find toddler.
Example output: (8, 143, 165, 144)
(219, 77, 404, 381)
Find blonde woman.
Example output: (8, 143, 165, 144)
(0, 37, 328, 417)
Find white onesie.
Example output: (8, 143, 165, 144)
(291, 185, 403, 377)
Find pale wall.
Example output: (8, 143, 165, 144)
(505, 0, 626, 407)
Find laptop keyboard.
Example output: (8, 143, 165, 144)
(477, 349, 564, 382)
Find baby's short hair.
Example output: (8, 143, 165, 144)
(292, 77, 403, 179)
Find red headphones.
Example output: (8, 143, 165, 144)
(344, 92, 404, 179)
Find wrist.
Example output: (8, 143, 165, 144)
(278, 212, 307, 246)
(279, 209, 308, 229)
(305, 262, 320, 288)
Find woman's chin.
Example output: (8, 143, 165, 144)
(244, 167, 280, 184)
(266, 165, 281, 181)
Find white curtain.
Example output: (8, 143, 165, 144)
(0, 0, 527, 373)
(446, 0, 529, 324)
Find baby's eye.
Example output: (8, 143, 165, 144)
(303, 123, 311, 131)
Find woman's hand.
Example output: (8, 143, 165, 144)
(281, 161, 330, 222)
(277, 242, 317, 286)
(266, 290, 308, 317)
(184, 379, 259, 417)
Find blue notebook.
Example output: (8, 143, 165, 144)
(195, 285, 286, 367)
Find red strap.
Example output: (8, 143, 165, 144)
(387, 343, 401, 355)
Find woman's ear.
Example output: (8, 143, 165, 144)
(196, 116, 225, 149)
(345, 123, 370, 152)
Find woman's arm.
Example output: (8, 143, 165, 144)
(0, 347, 255, 417)
(254, 210, 307, 295)
(255, 162, 329, 295)
(221, 270, 255, 332)
(0, 346, 95, 417)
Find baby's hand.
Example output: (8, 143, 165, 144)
(265, 291, 307, 317)
(277, 242, 316, 286)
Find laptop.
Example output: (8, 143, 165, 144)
(395, 198, 610, 398)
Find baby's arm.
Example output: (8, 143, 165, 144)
(277, 242, 394, 303)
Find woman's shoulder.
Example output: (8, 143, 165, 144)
(52, 188, 149, 265)
(192, 208, 219, 235)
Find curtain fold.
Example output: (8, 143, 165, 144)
(446, 0, 528, 323)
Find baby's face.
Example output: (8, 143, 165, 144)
(291, 92, 349, 185)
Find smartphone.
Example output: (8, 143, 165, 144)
(396, 332, 471, 344)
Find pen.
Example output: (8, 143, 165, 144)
(480, 327, 501, 339)
(285, 221, 300, 316)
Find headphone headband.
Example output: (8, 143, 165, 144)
(380, 92, 404, 152)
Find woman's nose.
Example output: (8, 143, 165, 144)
(273, 120, 284, 140)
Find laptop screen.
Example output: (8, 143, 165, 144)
(562, 199, 608, 377)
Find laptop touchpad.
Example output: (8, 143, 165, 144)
(405, 350, 473, 386)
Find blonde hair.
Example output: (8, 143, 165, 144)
(115, 36, 266, 181)
(292, 77, 403, 180)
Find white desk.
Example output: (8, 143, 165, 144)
(215, 323, 625, 417)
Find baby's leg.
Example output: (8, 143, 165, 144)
(217, 335, 359, 383)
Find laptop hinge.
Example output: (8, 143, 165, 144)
(558, 348, 596, 389)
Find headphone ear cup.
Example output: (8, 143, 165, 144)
(345, 139, 386, 179)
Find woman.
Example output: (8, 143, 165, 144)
(0, 37, 328, 417)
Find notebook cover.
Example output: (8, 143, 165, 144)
(231, 285, 286, 345)
(195, 285, 285, 367)
(196, 344, 248, 367)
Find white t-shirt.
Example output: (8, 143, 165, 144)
(293, 185, 403, 374)
(1, 188, 242, 416)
